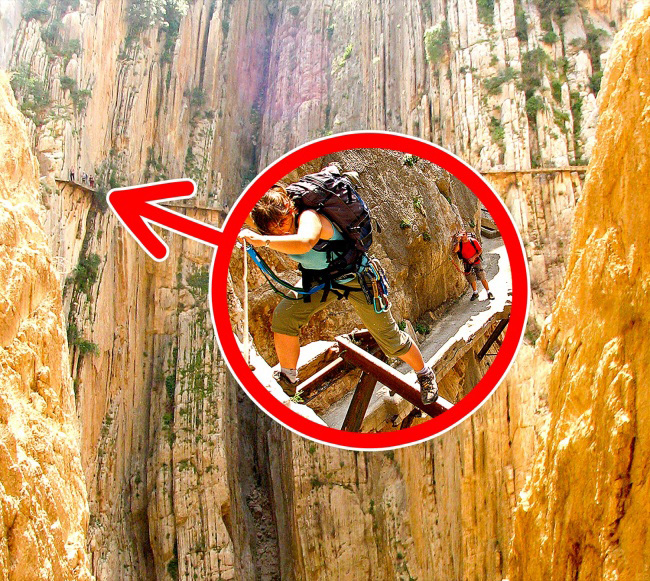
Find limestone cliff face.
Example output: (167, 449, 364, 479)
(259, 0, 621, 171)
(0, 0, 639, 580)
(6, 0, 616, 198)
(487, 168, 584, 324)
(508, 6, 650, 578)
(8, 0, 270, 206)
(59, 203, 235, 579)
(0, 74, 92, 580)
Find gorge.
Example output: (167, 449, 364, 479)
(1, 0, 648, 579)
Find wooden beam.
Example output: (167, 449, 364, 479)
(341, 372, 380, 431)
(297, 345, 340, 381)
(477, 317, 509, 361)
(335, 335, 453, 417)
(296, 357, 353, 402)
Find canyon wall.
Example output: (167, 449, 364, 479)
(509, 6, 650, 578)
(0, 74, 93, 580)
(0, 0, 642, 579)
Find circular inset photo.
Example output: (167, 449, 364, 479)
(212, 132, 529, 450)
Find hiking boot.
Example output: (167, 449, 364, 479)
(487, 291, 494, 300)
(418, 368, 439, 405)
(470, 291, 479, 301)
(273, 370, 299, 397)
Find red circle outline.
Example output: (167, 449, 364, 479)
(211, 132, 529, 450)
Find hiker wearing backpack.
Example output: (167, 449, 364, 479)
(238, 163, 439, 406)
(453, 231, 494, 301)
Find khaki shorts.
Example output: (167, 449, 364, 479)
(271, 275, 412, 358)
(464, 262, 485, 284)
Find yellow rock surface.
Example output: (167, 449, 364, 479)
(509, 6, 650, 579)
(0, 73, 93, 579)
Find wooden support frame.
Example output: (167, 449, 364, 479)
(296, 357, 352, 402)
(477, 317, 509, 361)
(341, 371, 382, 432)
(336, 335, 453, 427)
(295, 333, 381, 403)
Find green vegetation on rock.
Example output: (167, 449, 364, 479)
(10, 64, 51, 126)
(477, 0, 494, 25)
(424, 21, 450, 63)
(483, 66, 517, 95)
(490, 117, 505, 152)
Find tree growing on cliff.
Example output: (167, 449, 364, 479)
(127, 0, 188, 35)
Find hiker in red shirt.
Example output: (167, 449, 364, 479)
(453, 231, 494, 301)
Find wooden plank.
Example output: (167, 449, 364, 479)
(296, 357, 353, 402)
(295, 334, 382, 404)
(297, 344, 340, 381)
(341, 372, 380, 432)
(335, 335, 453, 417)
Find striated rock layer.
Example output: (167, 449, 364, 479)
(509, 5, 650, 579)
(0, 74, 93, 580)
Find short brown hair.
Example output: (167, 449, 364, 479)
(251, 184, 295, 234)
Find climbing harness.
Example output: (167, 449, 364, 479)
(245, 245, 328, 300)
(246, 245, 390, 312)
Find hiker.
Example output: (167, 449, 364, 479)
(453, 231, 494, 301)
(238, 164, 439, 405)
(69, 168, 75, 182)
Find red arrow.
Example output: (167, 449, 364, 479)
(107, 179, 223, 261)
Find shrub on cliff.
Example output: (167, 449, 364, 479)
(71, 253, 101, 294)
(10, 64, 51, 126)
(22, 0, 50, 22)
(483, 66, 517, 95)
(424, 21, 450, 63)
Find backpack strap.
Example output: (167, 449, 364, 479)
(470, 238, 483, 261)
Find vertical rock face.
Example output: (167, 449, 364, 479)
(487, 169, 584, 324)
(0, 0, 641, 579)
(62, 206, 236, 580)
(508, 5, 650, 579)
(0, 74, 92, 580)
(5, 0, 614, 197)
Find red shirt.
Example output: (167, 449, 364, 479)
(459, 238, 481, 263)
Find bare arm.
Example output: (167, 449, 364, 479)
(238, 210, 322, 254)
